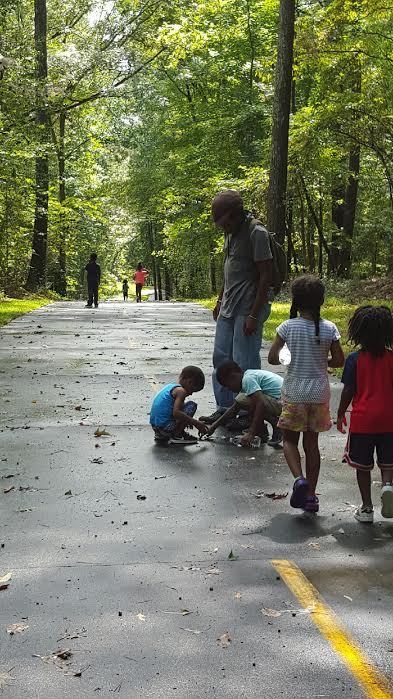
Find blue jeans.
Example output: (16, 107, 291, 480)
(212, 303, 271, 410)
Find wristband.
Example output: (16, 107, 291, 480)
(248, 314, 257, 320)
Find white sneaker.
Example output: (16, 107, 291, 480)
(354, 506, 374, 524)
(381, 485, 393, 518)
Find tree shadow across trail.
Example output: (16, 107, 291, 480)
(251, 511, 393, 552)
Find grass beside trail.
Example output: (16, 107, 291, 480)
(0, 298, 51, 327)
(190, 296, 393, 350)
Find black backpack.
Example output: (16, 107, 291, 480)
(249, 217, 287, 296)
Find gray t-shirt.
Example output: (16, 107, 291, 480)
(277, 317, 341, 403)
(220, 215, 272, 318)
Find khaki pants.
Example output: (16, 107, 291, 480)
(235, 393, 282, 426)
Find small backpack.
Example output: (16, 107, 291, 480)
(249, 217, 287, 296)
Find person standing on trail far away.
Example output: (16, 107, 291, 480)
(134, 263, 149, 303)
(200, 190, 273, 431)
(122, 279, 129, 301)
(85, 253, 101, 308)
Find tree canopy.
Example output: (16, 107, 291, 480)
(0, 0, 392, 297)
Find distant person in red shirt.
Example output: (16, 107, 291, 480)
(133, 263, 149, 303)
(338, 305, 393, 523)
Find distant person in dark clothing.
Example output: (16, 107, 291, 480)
(122, 279, 129, 301)
(134, 263, 149, 303)
(85, 253, 101, 308)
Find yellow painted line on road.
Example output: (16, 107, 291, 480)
(271, 560, 393, 699)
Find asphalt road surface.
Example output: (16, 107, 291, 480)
(0, 300, 392, 698)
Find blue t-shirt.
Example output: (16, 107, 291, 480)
(150, 383, 180, 427)
(241, 369, 283, 400)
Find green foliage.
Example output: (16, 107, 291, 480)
(0, 298, 52, 327)
(0, 0, 392, 296)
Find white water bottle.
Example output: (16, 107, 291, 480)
(279, 343, 291, 366)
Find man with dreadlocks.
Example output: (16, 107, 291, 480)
(338, 305, 393, 523)
(268, 275, 344, 513)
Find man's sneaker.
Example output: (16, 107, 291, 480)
(169, 432, 198, 445)
(226, 415, 251, 432)
(303, 495, 319, 513)
(268, 427, 283, 448)
(290, 477, 309, 509)
(381, 485, 393, 518)
(199, 410, 225, 425)
(354, 506, 374, 524)
(85, 304, 92, 308)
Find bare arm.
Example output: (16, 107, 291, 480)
(337, 385, 354, 433)
(268, 334, 285, 365)
(213, 286, 225, 322)
(328, 340, 345, 368)
(244, 260, 273, 336)
(207, 402, 238, 435)
(172, 389, 208, 434)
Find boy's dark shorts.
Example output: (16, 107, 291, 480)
(343, 432, 393, 471)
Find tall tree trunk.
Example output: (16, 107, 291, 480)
(266, 0, 295, 243)
(299, 193, 307, 271)
(164, 267, 172, 300)
(306, 217, 315, 274)
(54, 111, 67, 295)
(157, 264, 162, 301)
(26, 0, 49, 291)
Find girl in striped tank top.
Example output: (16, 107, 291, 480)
(268, 276, 344, 513)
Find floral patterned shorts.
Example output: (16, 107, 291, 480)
(278, 400, 331, 433)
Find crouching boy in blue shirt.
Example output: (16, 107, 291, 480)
(150, 366, 208, 445)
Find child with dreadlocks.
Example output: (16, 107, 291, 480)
(268, 275, 344, 513)
(337, 306, 393, 523)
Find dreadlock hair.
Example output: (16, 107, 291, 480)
(348, 305, 393, 357)
(290, 275, 325, 344)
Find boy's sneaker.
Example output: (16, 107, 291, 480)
(354, 506, 374, 524)
(381, 485, 393, 518)
(268, 427, 283, 448)
(85, 304, 92, 308)
(169, 432, 198, 445)
(303, 495, 319, 513)
(199, 410, 225, 425)
(290, 477, 309, 509)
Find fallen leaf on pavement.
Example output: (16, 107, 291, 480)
(217, 632, 232, 648)
(3, 486, 15, 494)
(64, 490, 72, 496)
(94, 428, 111, 437)
(55, 649, 72, 660)
(308, 542, 320, 550)
(7, 622, 29, 635)
(74, 405, 82, 411)
(180, 627, 202, 634)
(181, 609, 192, 616)
(206, 568, 222, 575)
(0, 573, 12, 590)
(91, 458, 103, 464)
(136, 613, 145, 621)
(264, 492, 288, 500)
(234, 592, 242, 600)
(0, 671, 14, 688)
(343, 595, 353, 602)
(261, 607, 282, 617)
(228, 550, 239, 561)
(137, 494, 146, 501)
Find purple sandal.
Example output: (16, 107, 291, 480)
(290, 477, 309, 509)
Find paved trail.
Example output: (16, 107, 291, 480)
(0, 300, 392, 698)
